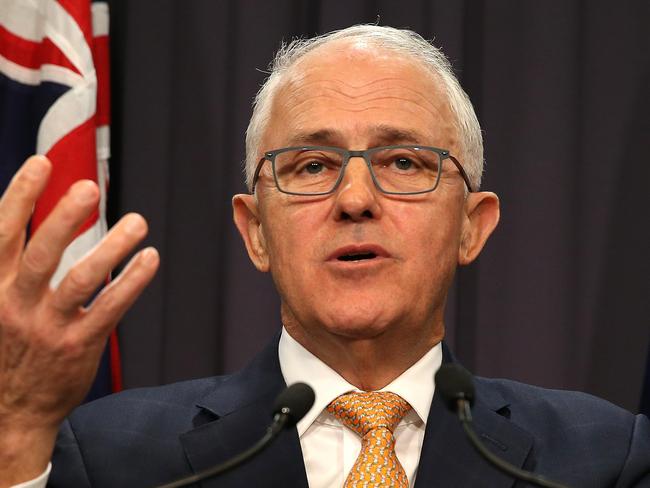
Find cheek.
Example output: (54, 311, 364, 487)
(262, 220, 305, 306)
(392, 201, 462, 271)
(263, 200, 329, 272)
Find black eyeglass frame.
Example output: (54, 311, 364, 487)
(251, 145, 475, 196)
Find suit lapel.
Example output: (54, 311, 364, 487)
(179, 339, 534, 487)
(415, 346, 534, 487)
(179, 338, 309, 488)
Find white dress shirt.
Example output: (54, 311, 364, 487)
(16, 329, 442, 488)
(279, 328, 442, 488)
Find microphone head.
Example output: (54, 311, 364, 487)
(435, 363, 475, 412)
(272, 382, 315, 427)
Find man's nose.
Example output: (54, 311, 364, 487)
(333, 157, 381, 221)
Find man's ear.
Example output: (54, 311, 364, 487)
(458, 191, 500, 265)
(232, 194, 270, 272)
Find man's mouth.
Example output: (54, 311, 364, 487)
(337, 251, 377, 262)
(329, 245, 389, 263)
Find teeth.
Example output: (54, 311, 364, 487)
(338, 252, 376, 261)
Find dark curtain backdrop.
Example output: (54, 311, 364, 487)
(106, 0, 650, 412)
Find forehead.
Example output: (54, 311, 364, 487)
(263, 40, 458, 151)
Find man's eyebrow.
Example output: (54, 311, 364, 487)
(289, 129, 343, 146)
(369, 125, 426, 145)
(287, 126, 428, 147)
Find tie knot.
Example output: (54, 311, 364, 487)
(327, 391, 412, 436)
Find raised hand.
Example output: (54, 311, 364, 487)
(0, 155, 159, 486)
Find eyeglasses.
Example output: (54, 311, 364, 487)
(251, 145, 474, 196)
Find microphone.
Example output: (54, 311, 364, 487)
(156, 382, 315, 488)
(435, 364, 570, 488)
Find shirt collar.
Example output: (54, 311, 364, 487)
(278, 327, 442, 437)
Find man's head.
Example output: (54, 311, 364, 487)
(233, 25, 499, 382)
(245, 25, 484, 192)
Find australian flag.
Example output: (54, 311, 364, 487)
(0, 0, 121, 400)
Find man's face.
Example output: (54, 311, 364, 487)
(234, 42, 497, 353)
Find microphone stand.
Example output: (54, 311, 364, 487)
(155, 413, 288, 488)
(456, 399, 569, 488)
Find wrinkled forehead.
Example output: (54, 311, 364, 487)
(264, 39, 458, 152)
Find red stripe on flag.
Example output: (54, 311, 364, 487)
(92, 34, 110, 126)
(0, 25, 80, 74)
(32, 117, 98, 234)
(57, 0, 93, 46)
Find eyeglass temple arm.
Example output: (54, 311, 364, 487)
(250, 157, 267, 194)
(449, 155, 474, 193)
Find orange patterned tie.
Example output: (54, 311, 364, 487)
(327, 391, 412, 487)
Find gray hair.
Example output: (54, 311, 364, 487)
(244, 24, 484, 191)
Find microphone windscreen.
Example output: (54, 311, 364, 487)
(435, 363, 475, 411)
(272, 382, 315, 427)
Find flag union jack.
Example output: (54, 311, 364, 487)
(0, 0, 121, 398)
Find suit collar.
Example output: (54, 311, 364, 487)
(180, 339, 534, 487)
(414, 344, 533, 487)
(194, 337, 283, 417)
(179, 336, 309, 487)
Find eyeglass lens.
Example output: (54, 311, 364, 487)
(273, 147, 444, 194)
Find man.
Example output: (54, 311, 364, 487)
(1, 25, 648, 488)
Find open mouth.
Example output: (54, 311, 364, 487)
(329, 244, 389, 264)
(337, 252, 378, 262)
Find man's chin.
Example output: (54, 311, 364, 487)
(322, 315, 394, 341)
(281, 299, 404, 342)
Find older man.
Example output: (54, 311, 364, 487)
(1, 25, 648, 488)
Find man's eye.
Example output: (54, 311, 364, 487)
(393, 157, 415, 171)
(304, 161, 324, 174)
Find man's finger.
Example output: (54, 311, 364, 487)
(13, 180, 100, 298)
(81, 246, 159, 338)
(50, 213, 149, 314)
(0, 156, 52, 267)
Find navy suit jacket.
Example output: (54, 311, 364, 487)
(50, 339, 650, 487)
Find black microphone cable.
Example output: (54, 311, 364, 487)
(155, 382, 315, 488)
(436, 364, 570, 488)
